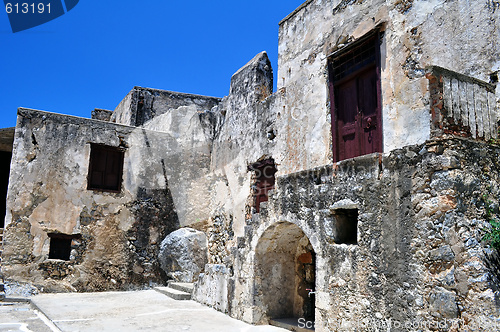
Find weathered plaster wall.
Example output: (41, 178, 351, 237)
(111, 87, 221, 230)
(141, 104, 216, 230)
(427, 65, 498, 140)
(112, 91, 133, 126)
(217, 138, 500, 331)
(3, 108, 210, 292)
(277, 0, 388, 169)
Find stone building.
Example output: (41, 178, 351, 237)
(2, 0, 500, 331)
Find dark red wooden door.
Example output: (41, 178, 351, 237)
(329, 32, 382, 162)
(333, 66, 381, 161)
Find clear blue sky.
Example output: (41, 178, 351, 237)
(0, 1, 305, 129)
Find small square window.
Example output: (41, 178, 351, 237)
(333, 209, 358, 244)
(48, 234, 75, 260)
(87, 144, 124, 192)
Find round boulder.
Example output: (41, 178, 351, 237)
(158, 227, 208, 282)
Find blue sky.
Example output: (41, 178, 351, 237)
(0, 1, 305, 129)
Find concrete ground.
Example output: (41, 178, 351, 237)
(0, 301, 56, 332)
(0, 290, 288, 332)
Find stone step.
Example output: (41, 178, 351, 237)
(167, 282, 193, 294)
(153, 287, 191, 300)
(270, 318, 315, 332)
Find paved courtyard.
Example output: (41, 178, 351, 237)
(0, 290, 287, 332)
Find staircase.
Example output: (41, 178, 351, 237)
(0, 228, 4, 300)
(154, 281, 193, 300)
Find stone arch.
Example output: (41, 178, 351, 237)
(253, 221, 316, 323)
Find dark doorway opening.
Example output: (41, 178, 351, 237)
(255, 222, 316, 329)
(0, 151, 12, 228)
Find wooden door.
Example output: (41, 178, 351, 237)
(330, 33, 382, 162)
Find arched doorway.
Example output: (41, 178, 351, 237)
(254, 222, 315, 327)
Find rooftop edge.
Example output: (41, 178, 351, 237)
(132, 86, 222, 101)
(279, 0, 314, 26)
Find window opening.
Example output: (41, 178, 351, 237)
(332, 208, 358, 245)
(48, 233, 80, 261)
(248, 158, 277, 213)
(87, 144, 124, 192)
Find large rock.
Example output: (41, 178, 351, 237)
(158, 228, 208, 282)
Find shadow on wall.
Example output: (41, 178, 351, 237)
(0, 151, 12, 228)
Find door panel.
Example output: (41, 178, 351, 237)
(358, 68, 378, 116)
(358, 67, 382, 155)
(333, 67, 382, 161)
(335, 78, 360, 160)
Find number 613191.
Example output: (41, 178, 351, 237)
(5, 2, 51, 14)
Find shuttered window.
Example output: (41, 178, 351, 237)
(87, 144, 124, 192)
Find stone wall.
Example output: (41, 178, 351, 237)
(208, 138, 500, 331)
(91, 108, 113, 122)
(3, 108, 210, 292)
(192, 264, 231, 313)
